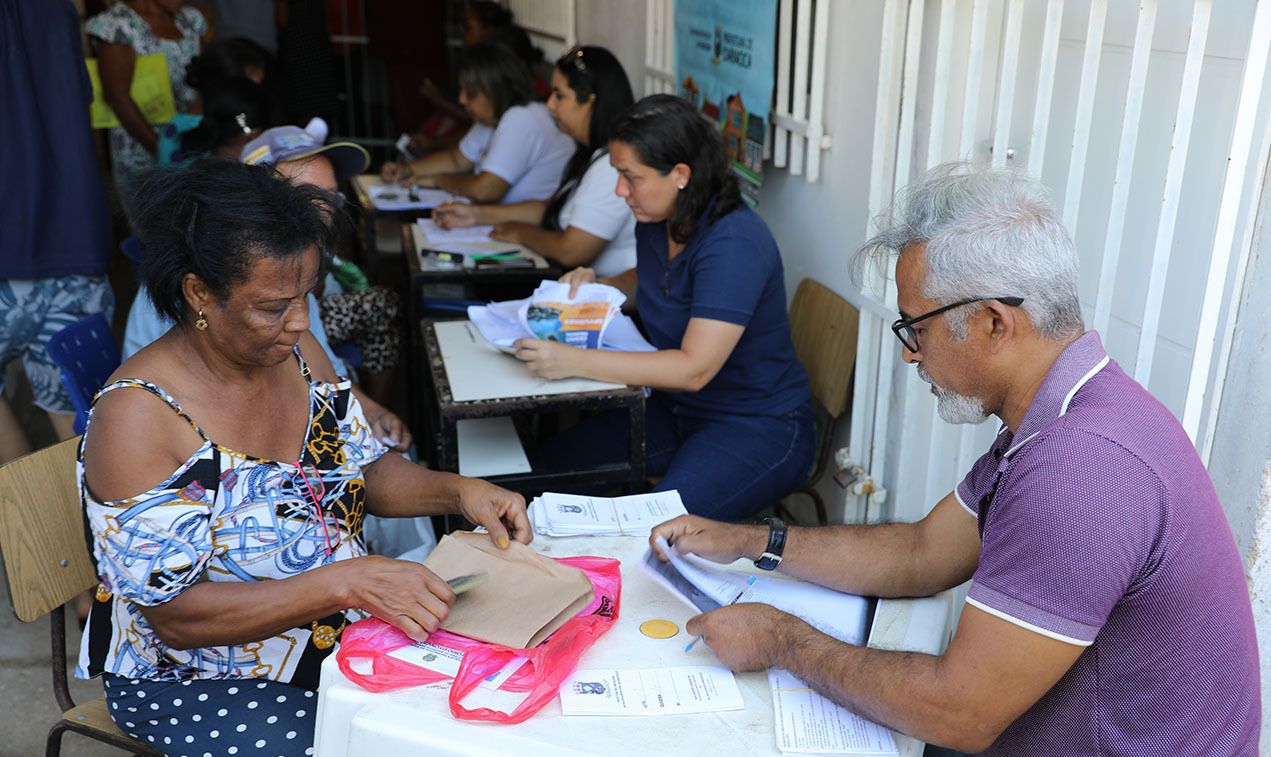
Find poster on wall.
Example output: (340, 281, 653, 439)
(674, 0, 778, 205)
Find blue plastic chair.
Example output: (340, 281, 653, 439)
(45, 314, 121, 435)
(120, 235, 144, 265)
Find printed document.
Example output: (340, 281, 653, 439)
(769, 669, 898, 754)
(560, 666, 743, 716)
(467, 280, 656, 353)
(530, 491, 688, 537)
(643, 537, 871, 644)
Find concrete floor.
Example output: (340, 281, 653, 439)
(0, 562, 125, 757)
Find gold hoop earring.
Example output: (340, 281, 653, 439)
(195, 309, 208, 331)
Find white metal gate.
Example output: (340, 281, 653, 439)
(851, 0, 1271, 521)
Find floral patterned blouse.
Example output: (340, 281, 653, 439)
(84, 4, 206, 185)
(76, 350, 386, 690)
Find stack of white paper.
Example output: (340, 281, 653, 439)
(529, 491, 687, 537)
(559, 666, 744, 716)
(416, 218, 520, 256)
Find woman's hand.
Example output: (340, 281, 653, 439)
(512, 338, 582, 380)
(432, 201, 479, 229)
(381, 160, 411, 183)
(490, 221, 528, 245)
(368, 408, 412, 452)
(339, 555, 456, 641)
(454, 477, 532, 548)
(559, 267, 597, 298)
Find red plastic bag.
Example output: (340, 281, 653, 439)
(336, 555, 621, 724)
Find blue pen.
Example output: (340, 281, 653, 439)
(685, 575, 758, 653)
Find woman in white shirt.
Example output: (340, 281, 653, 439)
(382, 42, 573, 204)
(431, 46, 637, 277)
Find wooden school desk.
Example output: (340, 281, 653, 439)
(419, 319, 645, 493)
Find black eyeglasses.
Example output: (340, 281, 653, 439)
(891, 296, 1024, 353)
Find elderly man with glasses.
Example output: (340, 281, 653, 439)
(650, 164, 1259, 756)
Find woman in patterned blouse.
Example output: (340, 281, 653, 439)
(77, 161, 531, 756)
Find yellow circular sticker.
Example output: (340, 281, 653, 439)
(639, 619, 680, 639)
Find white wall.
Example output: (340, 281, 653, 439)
(575, 0, 650, 96)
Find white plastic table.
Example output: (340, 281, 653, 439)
(314, 534, 950, 756)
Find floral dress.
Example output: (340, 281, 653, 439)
(76, 349, 387, 690)
(84, 4, 206, 198)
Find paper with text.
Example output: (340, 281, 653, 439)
(560, 666, 744, 716)
(769, 669, 898, 754)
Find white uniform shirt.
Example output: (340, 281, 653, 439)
(555, 150, 637, 278)
(457, 102, 574, 204)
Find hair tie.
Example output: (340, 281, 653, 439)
(235, 113, 250, 134)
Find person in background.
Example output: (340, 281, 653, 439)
(243, 123, 405, 407)
(0, 0, 115, 463)
(649, 163, 1260, 756)
(432, 46, 636, 277)
(405, 0, 547, 156)
(155, 36, 274, 167)
(381, 42, 574, 204)
(157, 76, 273, 167)
(124, 121, 409, 449)
(86, 0, 208, 221)
(517, 95, 815, 522)
(79, 162, 530, 754)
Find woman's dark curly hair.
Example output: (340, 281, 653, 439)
(542, 46, 634, 231)
(609, 94, 741, 244)
(134, 161, 338, 327)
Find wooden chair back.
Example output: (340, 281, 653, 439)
(789, 279, 860, 419)
(0, 438, 97, 623)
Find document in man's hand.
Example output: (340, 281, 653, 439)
(529, 491, 688, 537)
(642, 537, 871, 644)
(559, 666, 743, 716)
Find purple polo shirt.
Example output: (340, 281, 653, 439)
(955, 331, 1259, 756)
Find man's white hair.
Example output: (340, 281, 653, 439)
(854, 162, 1084, 340)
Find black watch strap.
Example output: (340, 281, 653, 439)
(754, 516, 787, 571)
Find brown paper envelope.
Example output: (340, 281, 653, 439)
(423, 532, 594, 648)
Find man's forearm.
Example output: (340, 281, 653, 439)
(741, 522, 946, 598)
(776, 618, 972, 750)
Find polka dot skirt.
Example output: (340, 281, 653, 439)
(103, 674, 317, 756)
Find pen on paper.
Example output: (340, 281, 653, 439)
(685, 575, 757, 653)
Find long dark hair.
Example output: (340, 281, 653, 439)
(542, 47, 634, 231)
(609, 94, 741, 244)
(457, 42, 535, 120)
(177, 77, 274, 161)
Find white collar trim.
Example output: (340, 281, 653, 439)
(1003, 354, 1111, 459)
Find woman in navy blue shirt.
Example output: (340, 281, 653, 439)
(515, 95, 814, 521)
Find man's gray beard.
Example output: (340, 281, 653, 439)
(917, 365, 989, 425)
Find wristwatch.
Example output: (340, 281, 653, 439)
(754, 516, 787, 571)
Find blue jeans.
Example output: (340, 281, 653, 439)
(537, 393, 816, 522)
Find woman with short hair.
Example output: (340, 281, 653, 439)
(432, 45, 636, 277)
(381, 42, 574, 204)
(79, 161, 530, 755)
(516, 95, 815, 521)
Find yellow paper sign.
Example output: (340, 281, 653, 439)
(86, 54, 176, 129)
